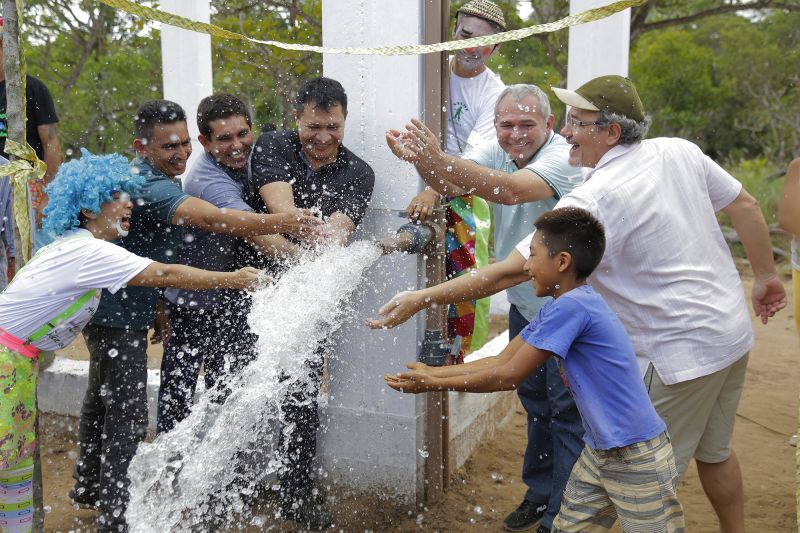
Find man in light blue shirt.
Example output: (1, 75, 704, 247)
(385, 84, 583, 532)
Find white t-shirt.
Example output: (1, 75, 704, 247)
(0, 229, 152, 351)
(447, 65, 505, 156)
(514, 139, 753, 385)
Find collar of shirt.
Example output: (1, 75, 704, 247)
(502, 131, 556, 170)
(131, 156, 171, 182)
(584, 142, 642, 181)
(204, 151, 248, 183)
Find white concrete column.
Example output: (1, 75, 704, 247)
(566, 0, 631, 89)
(159, 0, 213, 174)
(320, 0, 427, 501)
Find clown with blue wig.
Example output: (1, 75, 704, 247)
(0, 150, 263, 532)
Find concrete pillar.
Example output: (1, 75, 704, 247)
(320, 0, 433, 503)
(159, 0, 213, 174)
(566, 0, 631, 88)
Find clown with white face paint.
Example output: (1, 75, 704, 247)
(447, 0, 506, 156)
(0, 150, 265, 533)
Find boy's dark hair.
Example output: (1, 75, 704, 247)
(134, 100, 186, 141)
(197, 94, 252, 138)
(534, 207, 606, 279)
(294, 77, 347, 115)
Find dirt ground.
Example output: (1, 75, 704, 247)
(40, 276, 798, 532)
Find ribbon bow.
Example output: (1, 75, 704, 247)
(0, 139, 47, 261)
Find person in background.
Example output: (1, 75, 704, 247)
(778, 158, 800, 451)
(778, 157, 799, 336)
(0, 156, 13, 289)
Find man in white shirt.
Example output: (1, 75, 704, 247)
(386, 84, 583, 532)
(372, 75, 786, 533)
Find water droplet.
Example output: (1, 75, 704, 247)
(418, 448, 429, 458)
(107, 348, 119, 358)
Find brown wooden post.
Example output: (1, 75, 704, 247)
(420, 0, 450, 508)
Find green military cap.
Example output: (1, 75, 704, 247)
(552, 75, 645, 122)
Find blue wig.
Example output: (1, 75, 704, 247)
(43, 148, 145, 235)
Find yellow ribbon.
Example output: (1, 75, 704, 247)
(99, 0, 646, 56)
(0, 140, 47, 261)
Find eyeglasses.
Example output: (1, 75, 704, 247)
(564, 115, 606, 129)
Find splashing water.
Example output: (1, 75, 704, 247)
(126, 242, 382, 532)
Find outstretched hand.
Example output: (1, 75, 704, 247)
(384, 366, 436, 394)
(385, 129, 419, 163)
(751, 274, 787, 324)
(366, 290, 427, 329)
(232, 266, 269, 290)
(274, 209, 328, 242)
(385, 118, 444, 166)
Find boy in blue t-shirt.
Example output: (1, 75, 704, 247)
(385, 207, 685, 532)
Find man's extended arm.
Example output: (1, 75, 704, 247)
(171, 196, 321, 240)
(260, 181, 357, 245)
(367, 250, 528, 329)
(129, 263, 263, 290)
(721, 188, 787, 323)
(387, 119, 555, 205)
(37, 123, 61, 184)
(385, 336, 549, 394)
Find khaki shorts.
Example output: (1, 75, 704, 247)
(644, 354, 749, 476)
(552, 432, 685, 532)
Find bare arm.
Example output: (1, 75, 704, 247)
(366, 250, 529, 329)
(171, 196, 320, 240)
(399, 335, 530, 379)
(260, 182, 356, 245)
(386, 128, 469, 197)
(389, 119, 555, 204)
(37, 123, 61, 184)
(721, 188, 787, 323)
(385, 337, 549, 393)
(246, 235, 302, 259)
(128, 262, 263, 290)
(778, 158, 800, 237)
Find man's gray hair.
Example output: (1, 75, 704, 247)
(494, 84, 551, 119)
(597, 111, 651, 145)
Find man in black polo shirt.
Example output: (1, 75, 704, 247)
(250, 77, 374, 530)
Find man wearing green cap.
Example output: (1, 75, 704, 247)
(371, 75, 786, 532)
